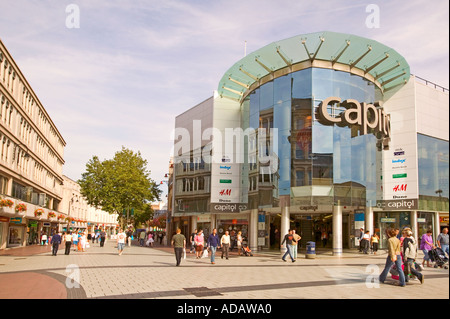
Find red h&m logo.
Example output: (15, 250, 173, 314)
(393, 184, 407, 192)
(219, 189, 232, 196)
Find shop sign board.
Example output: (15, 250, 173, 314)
(381, 218, 396, 223)
(10, 217, 23, 224)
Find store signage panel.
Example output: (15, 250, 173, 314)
(376, 199, 418, 210)
(381, 218, 396, 223)
(10, 217, 23, 224)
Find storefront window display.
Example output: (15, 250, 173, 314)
(375, 212, 412, 249)
(417, 212, 435, 246)
(8, 225, 24, 247)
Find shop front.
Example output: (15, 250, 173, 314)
(8, 217, 26, 248)
(27, 220, 39, 245)
(440, 214, 449, 231)
(374, 212, 412, 249)
(216, 214, 249, 246)
(417, 211, 436, 246)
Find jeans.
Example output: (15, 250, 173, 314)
(210, 246, 217, 263)
(140, 238, 144, 246)
(379, 254, 405, 286)
(292, 243, 298, 259)
(404, 258, 423, 282)
(118, 243, 125, 251)
(441, 244, 449, 257)
(282, 245, 295, 261)
(174, 247, 183, 266)
(422, 249, 430, 261)
(52, 243, 60, 256)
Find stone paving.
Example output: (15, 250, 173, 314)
(0, 239, 448, 300)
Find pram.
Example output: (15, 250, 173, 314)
(240, 237, 253, 256)
(428, 247, 449, 269)
(241, 244, 253, 256)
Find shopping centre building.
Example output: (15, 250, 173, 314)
(170, 31, 448, 255)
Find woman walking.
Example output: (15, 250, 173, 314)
(236, 231, 243, 256)
(194, 230, 204, 259)
(379, 228, 406, 287)
(371, 233, 379, 255)
(420, 229, 435, 268)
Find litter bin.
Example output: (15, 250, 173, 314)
(306, 241, 316, 259)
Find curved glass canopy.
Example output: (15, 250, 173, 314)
(218, 31, 410, 101)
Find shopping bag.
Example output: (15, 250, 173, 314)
(202, 249, 209, 258)
(183, 248, 186, 260)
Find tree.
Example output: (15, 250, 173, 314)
(79, 147, 161, 225)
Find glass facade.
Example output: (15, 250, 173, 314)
(417, 134, 449, 212)
(242, 67, 382, 209)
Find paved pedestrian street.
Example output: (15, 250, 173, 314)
(0, 240, 448, 302)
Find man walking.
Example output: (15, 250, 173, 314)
(126, 228, 133, 247)
(437, 227, 449, 258)
(207, 228, 220, 264)
(117, 228, 126, 256)
(100, 229, 106, 247)
(64, 231, 72, 255)
(139, 230, 146, 247)
(281, 230, 296, 262)
(171, 228, 186, 266)
(221, 230, 231, 260)
(51, 232, 62, 256)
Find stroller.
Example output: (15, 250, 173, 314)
(241, 237, 253, 256)
(428, 247, 449, 269)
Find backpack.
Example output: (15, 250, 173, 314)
(404, 237, 417, 260)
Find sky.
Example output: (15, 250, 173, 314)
(0, 0, 448, 201)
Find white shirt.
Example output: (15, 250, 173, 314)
(117, 232, 126, 244)
(221, 235, 230, 245)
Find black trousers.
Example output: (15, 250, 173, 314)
(65, 242, 72, 255)
(52, 243, 60, 255)
(100, 237, 105, 247)
(174, 247, 183, 266)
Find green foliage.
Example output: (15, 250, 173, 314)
(78, 147, 161, 216)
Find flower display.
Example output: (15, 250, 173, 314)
(0, 199, 14, 208)
(34, 208, 44, 217)
(48, 212, 56, 218)
(15, 203, 27, 213)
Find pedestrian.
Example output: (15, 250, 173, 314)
(171, 228, 186, 266)
(379, 228, 406, 287)
(80, 232, 87, 252)
(281, 229, 296, 262)
(148, 232, 154, 247)
(361, 230, 371, 254)
(41, 232, 47, 246)
(189, 229, 197, 253)
(207, 228, 220, 264)
(221, 230, 230, 260)
(358, 228, 364, 252)
(371, 233, 380, 255)
(95, 231, 100, 244)
(51, 232, 62, 256)
(100, 229, 106, 247)
(159, 232, 165, 245)
(126, 228, 133, 247)
(437, 227, 449, 258)
(139, 230, 146, 247)
(72, 232, 78, 251)
(402, 228, 424, 284)
(321, 229, 328, 248)
(194, 230, 204, 259)
(420, 229, 435, 268)
(292, 230, 302, 260)
(64, 231, 72, 255)
(236, 231, 243, 256)
(117, 228, 126, 256)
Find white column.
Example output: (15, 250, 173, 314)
(333, 202, 343, 257)
(249, 209, 258, 252)
(191, 216, 197, 234)
(435, 212, 440, 246)
(411, 210, 418, 240)
(280, 196, 290, 255)
(365, 206, 374, 236)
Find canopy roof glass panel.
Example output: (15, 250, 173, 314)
(218, 31, 410, 101)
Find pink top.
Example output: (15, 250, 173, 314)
(194, 234, 204, 245)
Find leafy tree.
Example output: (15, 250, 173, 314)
(79, 147, 161, 226)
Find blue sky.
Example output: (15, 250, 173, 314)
(0, 0, 448, 201)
